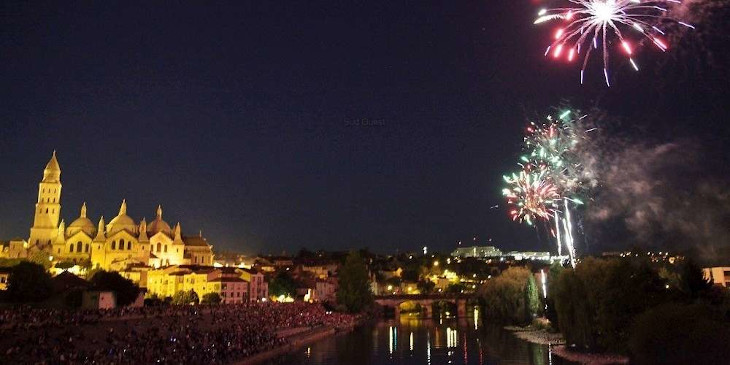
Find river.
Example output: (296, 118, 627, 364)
(264, 309, 577, 365)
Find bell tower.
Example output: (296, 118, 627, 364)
(29, 151, 62, 249)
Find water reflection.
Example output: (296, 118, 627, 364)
(265, 308, 576, 365)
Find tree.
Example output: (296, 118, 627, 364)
(678, 258, 712, 300)
(629, 303, 730, 364)
(524, 273, 540, 322)
(28, 250, 52, 270)
(401, 268, 420, 282)
(384, 276, 402, 287)
(144, 294, 165, 307)
(336, 251, 373, 313)
(553, 258, 667, 352)
(545, 261, 564, 325)
(89, 270, 140, 307)
(269, 271, 297, 297)
(417, 280, 435, 294)
(477, 266, 533, 325)
(7, 262, 54, 302)
(172, 289, 199, 305)
(201, 292, 222, 305)
(446, 283, 465, 294)
(296, 248, 315, 259)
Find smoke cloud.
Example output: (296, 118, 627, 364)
(582, 137, 730, 262)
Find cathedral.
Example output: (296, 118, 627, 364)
(27, 152, 214, 271)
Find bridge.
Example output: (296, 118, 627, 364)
(373, 293, 474, 318)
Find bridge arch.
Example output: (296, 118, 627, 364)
(374, 294, 471, 319)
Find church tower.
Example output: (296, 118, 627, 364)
(29, 151, 62, 249)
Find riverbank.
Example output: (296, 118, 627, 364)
(505, 326, 629, 365)
(236, 313, 365, 365)
(235, 325, 337, 365)
(504, 325, 565, 345)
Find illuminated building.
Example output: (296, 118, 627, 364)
(703, 267, 730, 288)
(12, 152, 214, 271)
(450, 246, 502, 258)
(146, 265, 257, 303)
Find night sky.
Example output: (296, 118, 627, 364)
(2, 1, 728, 255)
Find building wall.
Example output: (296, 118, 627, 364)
(703, 267, 730, 287)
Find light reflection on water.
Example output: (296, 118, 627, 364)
(265, 310, 577, 365)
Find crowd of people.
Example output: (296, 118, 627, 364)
(0, 302, 360, 364)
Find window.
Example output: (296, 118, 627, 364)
(156, 242, 161, 252)
(127, 241, 131, 250)
(111, 241, 116, 250)
(46, 208, 48, 213)
(120, 239, 125, 250)
(164, 245, 168, 253)
(77, 242, 82, 253)
(85, 244, 89, 253)
(69, 244, 74, 253)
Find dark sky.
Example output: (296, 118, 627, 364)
(2, 1, 728, 255)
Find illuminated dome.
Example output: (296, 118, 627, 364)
(106, 199, 137, 234)
(147, 205, 172, 236)
(67, 203, 96, 237)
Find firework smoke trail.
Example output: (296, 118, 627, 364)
(535, 1, 694, 85)
(541, 269, 548, 311)
(563, 198, 577, 268)
(555, 212, 563, 255)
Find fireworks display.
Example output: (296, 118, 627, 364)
(502, 169, 560, 225)
(504, 108, 594, 267)
(535, 0, 694, 85)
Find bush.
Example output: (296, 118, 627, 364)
(629, 303, 730, 364)
(445, 283, 465, 294)
(144, 294, 165, 307)
(55, 260, 75, 271)
(201, 292, 222, 305)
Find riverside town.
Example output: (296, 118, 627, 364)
(2, 1, 729, 364)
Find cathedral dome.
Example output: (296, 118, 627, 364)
(147, 205, 172, 236)
(106, 200, 137, 235)
(67, 203, 96, 237)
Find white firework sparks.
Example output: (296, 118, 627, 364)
(535, 0, 694, 86)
